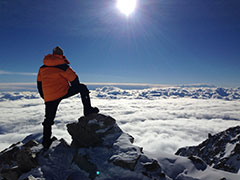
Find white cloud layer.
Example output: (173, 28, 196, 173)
(0, 70, 37, 76)
(0, 87, 239, 158)
(0, 83, 37, 91)
(1, 86, 240, 101)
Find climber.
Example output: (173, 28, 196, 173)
(37, 46, 99, 149)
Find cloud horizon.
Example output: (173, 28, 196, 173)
(0, 70, 37, 76)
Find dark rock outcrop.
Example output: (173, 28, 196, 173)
(67, 114, 167, 179)
(176, 126, 240, 173)
(0, 114, 168, 180)
(188, 156, 207, 171)
(0, 140, 39, 180)
(67, 114, 122, 148)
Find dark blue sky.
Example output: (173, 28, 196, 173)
(0, 0, 240, 87)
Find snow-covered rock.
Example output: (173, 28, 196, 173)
(156, 152, 240, 180)
(1, 114, 239, 180)
(176, 126, 240, 174)
(0, 140, 39, 180)
(67, 114, 167, 179)
(67, 114, 122, 148)
(0, 114, 168, 180)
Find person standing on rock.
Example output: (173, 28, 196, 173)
(37, 46, 99, 149)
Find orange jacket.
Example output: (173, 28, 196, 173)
(37, 54, 77, 102)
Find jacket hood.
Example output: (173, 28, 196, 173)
(43, 54, 70, 66)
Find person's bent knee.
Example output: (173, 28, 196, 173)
(79, 83, 89, 94)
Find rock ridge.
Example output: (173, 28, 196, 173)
(176, 126, 240, 173)
(0, 114, 168, 180)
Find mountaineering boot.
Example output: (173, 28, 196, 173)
(42, 124, 53, 149)
(78, 83, 99, 116)
(81, 94, 99, 116)
(84, 106, 99, 116)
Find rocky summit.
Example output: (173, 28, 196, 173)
(1, 114, 239, 180)
(0, 114, 168, 180)
(175, 126, 240, 174)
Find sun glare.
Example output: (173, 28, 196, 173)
(116, 0, 137, 16)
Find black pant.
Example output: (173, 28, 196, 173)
(42, 83, 90, 143)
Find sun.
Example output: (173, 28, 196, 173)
(116, 0, 137, 16)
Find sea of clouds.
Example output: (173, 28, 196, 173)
(0, 86, 240, 158)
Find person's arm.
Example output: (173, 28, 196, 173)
(60, 66, 78, 83)
(70, 76, 80, 87)
(37, 70, 44, 99)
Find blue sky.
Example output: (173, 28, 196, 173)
(0, 0, 240, 87)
